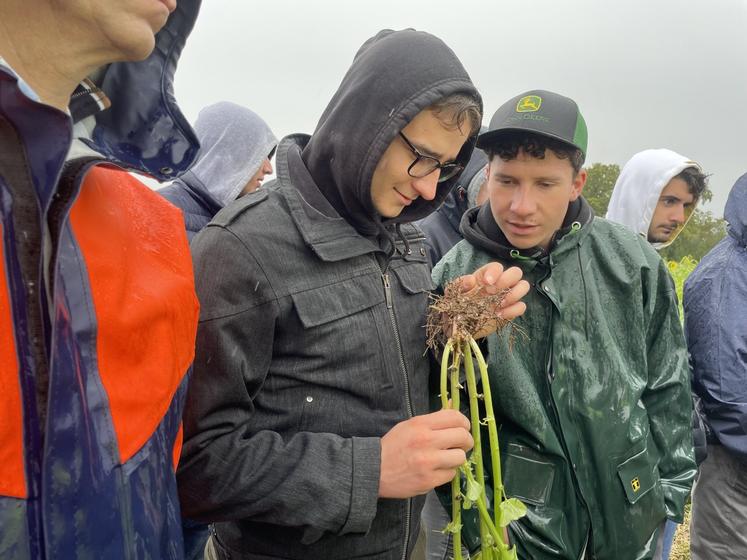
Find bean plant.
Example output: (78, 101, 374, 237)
(428, 280, 527, 560)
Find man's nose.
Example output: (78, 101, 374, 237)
(263, 159, 273, 175)
(410, 170, 440, 201)
(672, 205, 687, 224)
(510, 186, 535, 216)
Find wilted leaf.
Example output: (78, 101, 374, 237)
(466, 476, 482, 503)
(498, 498, 527, 527)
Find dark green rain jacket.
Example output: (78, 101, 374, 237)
(432, 199, 696, 560)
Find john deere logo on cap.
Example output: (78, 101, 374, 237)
(631, 477, 641, 493)
(516, 95, 542, 113)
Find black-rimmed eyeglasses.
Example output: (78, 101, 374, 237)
(398, 132, 464, 183)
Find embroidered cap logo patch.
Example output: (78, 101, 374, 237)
(516, 95, 542, 113)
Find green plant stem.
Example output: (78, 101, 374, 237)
(469, 337, 503, 528)
(463, 341, 490, 555)
(462, 464, 505, 557)
(449, 343, 465, 560)
(440, 341, 464, 559)
(440, 341, 453, 410)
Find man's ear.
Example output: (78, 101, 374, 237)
(570, 168, 587, 201)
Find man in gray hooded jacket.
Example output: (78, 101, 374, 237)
(159, 101, 277, 241)
(176, 29, 529, 560)
(161, 100, 278, 560)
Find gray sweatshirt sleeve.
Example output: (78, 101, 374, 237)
(176, 225, 381, 540)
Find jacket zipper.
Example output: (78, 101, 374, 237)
(541, 282, 594, 559)
(377, 262, 413, 560)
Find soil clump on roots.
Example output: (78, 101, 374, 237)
(426, 278, 516, 351)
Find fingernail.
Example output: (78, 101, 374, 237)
(484, 273, 494, 284)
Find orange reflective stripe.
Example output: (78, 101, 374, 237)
(69, 166, 199, 463)
(172, 422, 184, 472)
(0, 223, 27, 499)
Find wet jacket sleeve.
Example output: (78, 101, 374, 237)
(176, 225, 381, 541)
(641, 261, 697, 522)
(684, 252, 747, 464)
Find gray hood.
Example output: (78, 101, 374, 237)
(180, 101, 277, 207)
(606, 148, 701, 250)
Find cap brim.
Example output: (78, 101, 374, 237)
(476, 127, 584, 155)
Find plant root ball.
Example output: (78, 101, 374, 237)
(426, 278, 515, 350)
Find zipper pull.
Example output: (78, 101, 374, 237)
(382, 273, 393, 309)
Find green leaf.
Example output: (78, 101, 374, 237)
(466, 476, 482, 503)
(498, 498, 527, 527)
(441, 520, 462, 534)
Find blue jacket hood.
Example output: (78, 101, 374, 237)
(90, 0, 202, 180)
(724, 173, 747, 246)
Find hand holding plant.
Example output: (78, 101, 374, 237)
(427, 267, 529, 560)
(379, 409, 474, 499)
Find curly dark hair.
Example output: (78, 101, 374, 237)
(483, 131, 585, 174)
(675, 166, 709, 201)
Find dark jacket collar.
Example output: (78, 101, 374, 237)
(460, 197, 594, 263)
(276, 135, 381, 263)
(167, 177, 222, 219)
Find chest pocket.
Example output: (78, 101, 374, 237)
(288, 274, 394, 434)
(291, 274, 384, 328)
(288, 273, 390, 387)
(389, 238, 435, 296)
(390, 262, 435, 294)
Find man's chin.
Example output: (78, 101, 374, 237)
(112, 32, 158, 62)
(647, 229, 674, 244)
(374, 202, 405, 219)
(504, 233, 539, 251)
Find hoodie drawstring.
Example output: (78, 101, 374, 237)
(396, 223, 411, 256)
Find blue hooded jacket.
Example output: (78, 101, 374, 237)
(684, 173, 747, 462)
(0, 2, 202, 558)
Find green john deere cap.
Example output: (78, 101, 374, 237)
(477, 90, 588, 158)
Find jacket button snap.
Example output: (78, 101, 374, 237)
(305, 396, 313, 403)
(420, 247, 426, 256)
(544, 285, 551, 292)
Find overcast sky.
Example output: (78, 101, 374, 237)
(174, 0, 747, 216)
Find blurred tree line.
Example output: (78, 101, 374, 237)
(583, 163, 727, 261)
